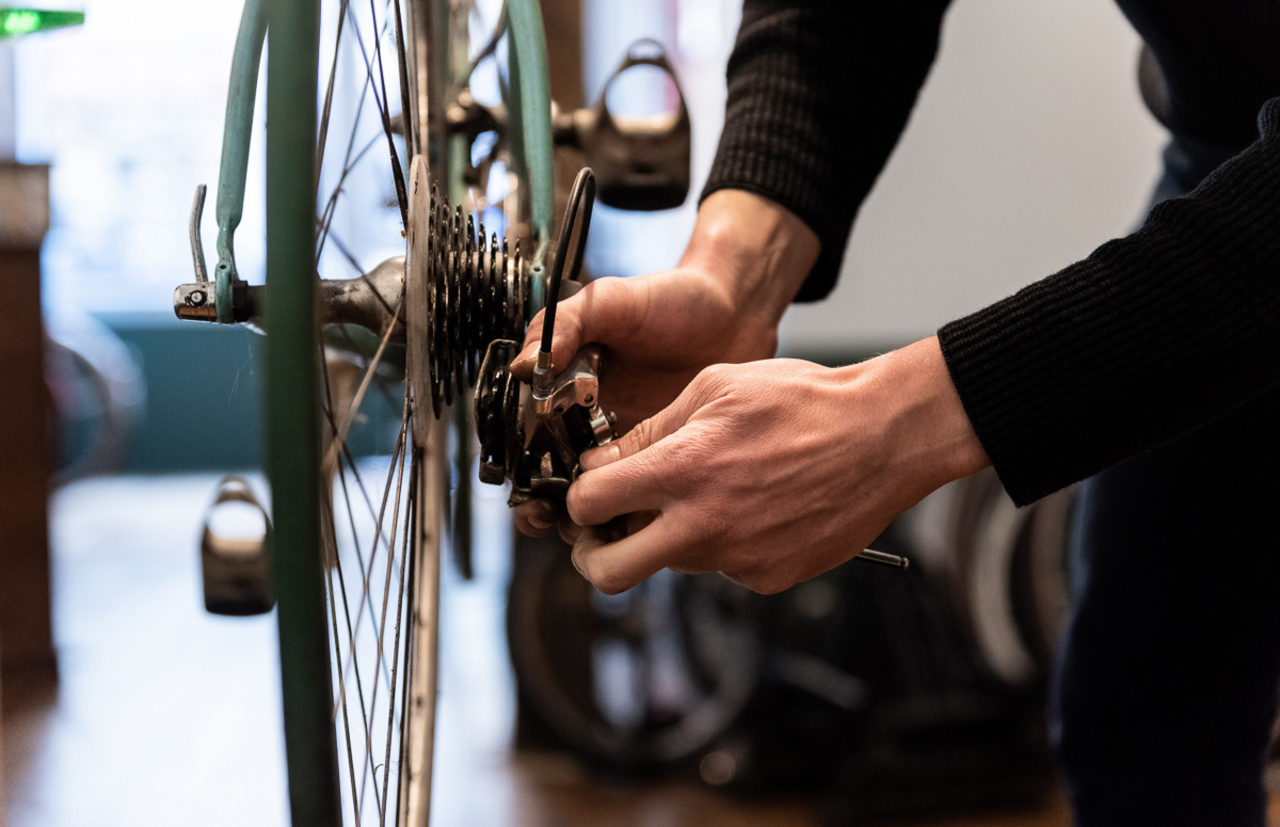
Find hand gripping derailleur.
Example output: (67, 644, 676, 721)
(474, 168, 618, 505)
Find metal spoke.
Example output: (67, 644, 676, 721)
(317, 132, 380, 263)
(321, 294, 405, 477)
(315, 0, 394, 264)
(356, 393, 411, 819)
(329, 510, 385, 816)
(317, 337, 396, 562)
(336, 423, 407, 723)
(348, 0, 409, 227)
(314, 6, 409, 719)
(319, 410, 386, 821)
(391, 0, 416, 157)
(319, 356, 399, 694)
(325, 516, 366, 827)
(367, 0, 410, 226)
(334, 452, 395, 689)
(395, 475, 418, 827)
(355, 456, 406, 823)
(349, 431, 406, 821)
(319, 349, 409, 812)
(379, 448, 416, 824)
(368, 396, 412, 726)
(304, 0, 466, 821)
(322, 358, 409, 698)
(316, 0, 352, 189)
(336, 324, 404, 415)
(325, 227, 399, 319)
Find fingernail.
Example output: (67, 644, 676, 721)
(527, 501, 554, 530)
(580, 444, 620, 471)
(510, 353, 535, 372)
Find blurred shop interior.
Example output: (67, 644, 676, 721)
(0, 1, 1265, 826)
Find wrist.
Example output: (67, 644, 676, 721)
(845, 336, 990, 494)
(680, 190, 820, 330)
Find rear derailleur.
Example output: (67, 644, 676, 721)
(474, 168, 617, 506)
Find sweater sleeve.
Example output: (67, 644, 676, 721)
(700, 0, 954, 302)
(938, 98, 1280, 506)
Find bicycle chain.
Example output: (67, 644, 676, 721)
(426, 182, 527, 416)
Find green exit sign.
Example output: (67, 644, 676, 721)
(0, 8, 84, 38)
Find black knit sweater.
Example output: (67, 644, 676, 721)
(703, 0, 1280, 505)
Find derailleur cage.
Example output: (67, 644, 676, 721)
(475, 338, 616, 506)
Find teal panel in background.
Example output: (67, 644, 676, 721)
(99, 312, 265, 471)
(96, 313, 402, 473)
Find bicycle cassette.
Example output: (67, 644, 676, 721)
(405, 154, 529, 445)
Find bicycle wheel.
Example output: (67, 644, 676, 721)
(263, 1, 539, 825)
(175, 0, 557, 821)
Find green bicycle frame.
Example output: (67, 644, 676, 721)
(504, 0, 554, 312)
(212, 0, 557, 324)
(215, 0, 266, 323)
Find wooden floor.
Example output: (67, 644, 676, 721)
(0, 474, 1268, 826)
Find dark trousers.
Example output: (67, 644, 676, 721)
(1050, 136, 1280, 825)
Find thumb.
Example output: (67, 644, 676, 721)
(510, 305, 578, 379)
(510, 276, 639, 379)
(510, 288, 591, 377)
(580, 374, 713, 471)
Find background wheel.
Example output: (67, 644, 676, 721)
(506, 535, 760, 767)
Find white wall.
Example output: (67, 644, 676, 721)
(777, 0, 1166, 354)
(17, 0, 255, 315)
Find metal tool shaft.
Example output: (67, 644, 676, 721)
(856, 548, 910, 569)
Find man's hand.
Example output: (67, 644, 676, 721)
(561, 337, 990, 595)
(510, 190, 820, 536)
(511, 268, 775, 433)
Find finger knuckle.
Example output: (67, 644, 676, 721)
(565, 482, 599, 525)
(691, 362, 745, 402)
(742, 568, 792, 595)
(594, 276, 644, 336)
(570, 545, 589, 578)
(692, 363, 727, 389)
(594, 571, 631, 595)
(624, 417, 657, 457)
(668, 437, 716, 491)
(590, 275, 619, 301)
